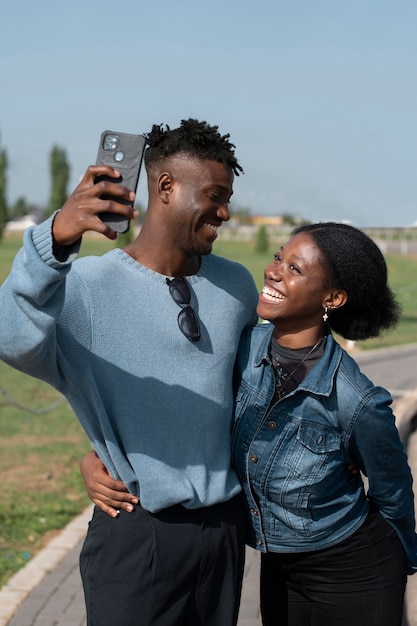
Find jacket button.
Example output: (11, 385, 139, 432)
(250, 454, 258, 463)
(268, 421, 277, 429)
(251, 508, 259, 516)
(256, 538, 263, 546)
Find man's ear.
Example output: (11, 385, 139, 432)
(323, 289, 348, 311)
(158, 172, 173, 203)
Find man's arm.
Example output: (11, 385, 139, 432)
(0, 165, 138, 377)
(80, 451, 139, 518)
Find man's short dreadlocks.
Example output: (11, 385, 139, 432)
(144, 119, 243, 176)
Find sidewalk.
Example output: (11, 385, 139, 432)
(0, 505, 261, 626)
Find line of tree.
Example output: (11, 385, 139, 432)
(47, 146, 70, 217)
(0, 137, 70, 241)
(0, 134, 7, 239)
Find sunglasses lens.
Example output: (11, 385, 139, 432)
(169, 278, 191, 306)
(178, 307, 201, 341)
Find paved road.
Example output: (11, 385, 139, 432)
(353, 342, 417, 400)
(1, 342, 417, 626)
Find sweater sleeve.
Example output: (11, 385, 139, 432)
(0, 215, 80, 389)
(349, 387, 417, 574)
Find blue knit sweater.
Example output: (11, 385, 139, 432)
(0, 217, 258, 512)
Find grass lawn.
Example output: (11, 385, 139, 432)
(0, 231, 417, 587)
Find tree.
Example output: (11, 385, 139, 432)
(254, 224, 269, 253)
(47, 146, 70, 217)
(114, 201, 145, 248)
(10, 196, 31, 219)
(0, 135, 7, 240)
(115, 225, 135, 248)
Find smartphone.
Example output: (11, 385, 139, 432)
(95, 130, 146, 233)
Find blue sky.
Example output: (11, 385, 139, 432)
(1, 0, 416, 227)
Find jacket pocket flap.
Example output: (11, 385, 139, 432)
(297, 424, 341, 453)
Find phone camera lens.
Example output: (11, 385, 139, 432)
(103, 134, 119, 151)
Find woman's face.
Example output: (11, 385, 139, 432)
(257, 232, 331, 331)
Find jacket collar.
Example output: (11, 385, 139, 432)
(252, 323, 343, 398)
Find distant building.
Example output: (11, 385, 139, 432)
(5, 215, 38, 233)
(251, 215, 284, 226)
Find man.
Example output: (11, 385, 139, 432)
(0, 119, 258, 625)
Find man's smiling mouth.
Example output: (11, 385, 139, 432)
(204, 223, 219, 235)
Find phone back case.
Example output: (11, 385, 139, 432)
(96, 131, 146, 233)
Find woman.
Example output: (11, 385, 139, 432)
(231, 222, 417, 625)
(81, 222, 417, 625)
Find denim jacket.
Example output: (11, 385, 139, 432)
(232, 323, 417, 573)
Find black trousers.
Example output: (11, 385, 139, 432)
(260, 510, 407, 626)
(80, 495, 246, 626)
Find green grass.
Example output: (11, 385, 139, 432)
(366, 254, 417, 349)
(0, 364, 91, 587)
(1, 232, 417, 587)
(0, 234, 110, 587)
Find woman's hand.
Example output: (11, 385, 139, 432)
(80, 450, 139, 518)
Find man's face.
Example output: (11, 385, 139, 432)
(167, 157, 234, 256)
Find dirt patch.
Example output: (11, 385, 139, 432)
(2, 455, 77, 495)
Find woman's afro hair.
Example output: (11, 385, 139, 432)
(293, 222, 401, 340)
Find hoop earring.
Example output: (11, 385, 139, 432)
(323, 306, 329, 322)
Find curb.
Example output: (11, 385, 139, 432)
(0, 505, 93, 626)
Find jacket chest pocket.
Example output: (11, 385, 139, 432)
(283, 423, 342, 481)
